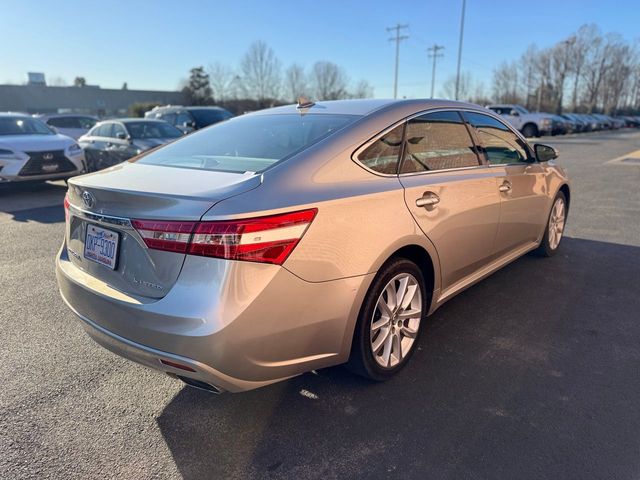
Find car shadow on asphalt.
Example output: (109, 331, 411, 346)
(0, 181, 66, 223)
(157, 237, 640, 479)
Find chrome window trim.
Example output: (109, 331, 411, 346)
(352, 106, 507, 178)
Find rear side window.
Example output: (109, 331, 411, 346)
(463, 112, 530, 165)
(358, 124, 404, 174)
(401, 111, 479, 173)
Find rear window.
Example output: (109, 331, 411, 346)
(136, 113, 359, 173)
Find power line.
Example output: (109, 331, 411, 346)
(427, 44, 444, 98)
(387, 24, 409, 99)
(455, 0, 466, 100)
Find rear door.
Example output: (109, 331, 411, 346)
(463, 111, 549, 256)
(398, 110, 502, 292)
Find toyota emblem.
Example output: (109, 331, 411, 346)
(81, 191, 96, 209)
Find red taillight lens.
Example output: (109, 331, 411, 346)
(131, 219, 196, 253)
(132, 209, 317, 265)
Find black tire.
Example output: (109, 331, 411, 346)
(347, 257, 428, 381)
(534, 191, 567, 257)
(522, 123, 539, 138)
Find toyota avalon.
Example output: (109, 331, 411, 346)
(56, 99, 570, 393)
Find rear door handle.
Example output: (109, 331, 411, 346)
(416, 192, 440, 208)
(499, 181, 512, 193)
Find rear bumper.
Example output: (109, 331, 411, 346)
(56, 243, 373, 392)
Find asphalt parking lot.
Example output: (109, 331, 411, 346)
(1, 129, 640, 479)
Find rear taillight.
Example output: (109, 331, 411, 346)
(131, 220, 196, 253)
(132, 208, 317, 265)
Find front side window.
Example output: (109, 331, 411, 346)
(125, 122, 183, 139)
(112, 123, 127, 139)
(358, 124, 404, 174)
(47, 117, 77, 128)
(463, 112, 530, 165)
(136, 113, 359, 173)
(401, 111, 480, 173)
(175, 112, 192, 126)
(92, 123, 113, 138)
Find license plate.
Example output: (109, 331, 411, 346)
(84, 224, 119, 270)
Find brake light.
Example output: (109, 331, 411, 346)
(132, 209, 317, 265)
(131, 220, 196, 253)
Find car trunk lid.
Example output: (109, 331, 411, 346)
(65, 162, 261, 299)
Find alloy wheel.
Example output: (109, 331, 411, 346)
(370, 273, 422, 368)
(548, 197, 566, 250)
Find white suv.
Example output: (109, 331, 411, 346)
(0, 113, 85, 183)
(486, 104, 555, 138)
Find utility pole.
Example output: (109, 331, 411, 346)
(387, 24, 409, 99)
(427, 44, 444, 98)
(454, 0, 466, 100)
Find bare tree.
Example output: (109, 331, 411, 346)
(351, 79, 374, 99)
(310, 61, 349, 100)
(240, 41, 282, 104)
(208, 62, 235, 102)
(284, 63, 308, 102)
(441, 72, 472, 100)
(492, 61, 521, 104)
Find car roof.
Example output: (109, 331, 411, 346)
(0, 112, 30, 118)
(154, 106, 228, 111)
(250, 98, 488, 117)
(100, 118, 165, 124)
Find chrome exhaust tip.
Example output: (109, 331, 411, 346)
(177, 375, 223, 394)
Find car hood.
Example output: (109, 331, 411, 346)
(132, 138, 177, 151)
(0, 134, 75, 152)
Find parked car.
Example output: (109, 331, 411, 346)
(579, 114, 602, 131)
(560, 114, 583, 133)
(35, 114, 98, 140)
(550, 115, 569, 135)
(486, 104, 556, 137)
(57, 99, 571, 393)
(78, 119, 183, 172)
(144, 105, 233, 133)
(591, 114, 613, 129)
(0, 113, 85, 183)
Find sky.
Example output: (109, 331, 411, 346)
(1, 0, 638, 99)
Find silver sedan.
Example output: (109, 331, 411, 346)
(56, 99, 570, 393)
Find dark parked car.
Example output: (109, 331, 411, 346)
(144, 106, 233, 133)
(78, 119, 183, 172)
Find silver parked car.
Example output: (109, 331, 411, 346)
(56, 99, 570, 393)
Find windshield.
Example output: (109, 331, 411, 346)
(189, 108, 233, 128)
(0, 117, 54, 136)
(126, 121, 183, 139)
(136, 113, 359, 173)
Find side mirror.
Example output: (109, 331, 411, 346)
(509, 109, 520, 117)
(534, 143, 558, 162)
(181, 120, 195, 129)
(116, 132, 128, 140)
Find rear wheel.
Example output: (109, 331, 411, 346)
(535, 191, 567, 257)
(522, 123, 538, 138)
(347, 258, 427, 381)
